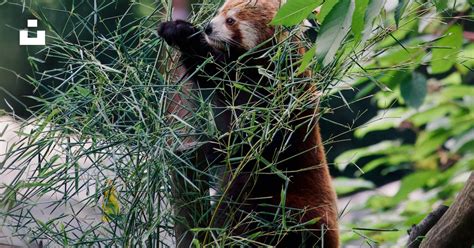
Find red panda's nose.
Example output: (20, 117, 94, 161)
(205, 24, 213, 35)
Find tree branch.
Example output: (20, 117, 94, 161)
(418, 172, 474, 248)
(406, 205, 448, 248)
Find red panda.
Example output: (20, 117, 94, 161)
(158, 0, 339, 247)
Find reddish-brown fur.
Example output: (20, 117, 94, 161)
(218, 107, 339, 247)
(280, 121, 339, 247)
(209, 1, 339, 246)
(160, 0, 339, 246)
(219, 0, 277, 45)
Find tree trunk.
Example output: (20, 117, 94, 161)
(412, 172, 474, 248)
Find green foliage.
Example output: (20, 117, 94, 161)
(316, 0, 355, 66)
(334, 177, 375, 195)
(352, 0, 370, 44)
(400, 72, 427, 108)
(360, 0, 386, 44)
(0, 0, 472, 247)
(433, 0, 448, 11)
(431, 25, 463, 74)
(333, 0, 474, 245)
(270, 0, 322, 26)
(297, 45, 316, 74)
(394, 0, 410, 27)
(277, 0, 387, 68)
(352, 0, 386, 45)
(317, 0, 338, 23)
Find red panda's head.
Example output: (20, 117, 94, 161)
(204, 0, 280, 50)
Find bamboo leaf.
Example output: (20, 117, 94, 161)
(271, 0, 322, 26)
(360, 0, 385, 44)
(317, 0, 338, 23)
(316, 0, 355, 66)
(352, 0, 369, 44)
(394, 0, 409, 28)
(297, 45, 316, 74)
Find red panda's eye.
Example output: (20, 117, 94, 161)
(226, 18, 235, 25)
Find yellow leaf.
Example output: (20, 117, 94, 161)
(102, 179, 120, 222)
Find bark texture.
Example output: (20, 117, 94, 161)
(417, 172, 474, 248)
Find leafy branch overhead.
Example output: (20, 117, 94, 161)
(275, 1, 473, 245)
(271, 0, 322, 26)
(316, 0, 354, 66)
(272, 0, 388, 67)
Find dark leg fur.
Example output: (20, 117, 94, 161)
(158, 20, 339, 248)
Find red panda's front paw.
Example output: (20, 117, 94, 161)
(158, 20, 198, 47)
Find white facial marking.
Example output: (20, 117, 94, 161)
(210, 15, 232, 37)
(205, 11, 236, 49)
(227, 9, 238, 16)
(239, 21, 258, 49)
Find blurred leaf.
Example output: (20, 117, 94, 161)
(414, 155, 438, 170)
(375, 46, 425, 68)
(335, 140, 402, 171)
(450, 115, 474, 137)
(271, 0, 323, 26)
(438, 182, 465, 200)
(404, 213, 430, 226)
(0, 185, 17, 211)
(354, 80, 376, 99)
(431, 25, 463, 74)
(305, 217, 322, 225)
(409, 104, 456, 126)
(441, 73, 463, 85)
(76, 85, 91, 97)
(394, 0, 409, 27)
(457, 43, 474, 70)
(352, 0, 369, 44)
(414, 129, 451, 160)
(192, 239, 201, 248)
(362, 152, 412, 173)
(316, 0, 355, 66)
(392, 171, 436, 203)
(367, 195, 393, 209)
(372, 230, 403, 244)
(433, 0, 447, 11)
(377, 9, 419, 48)
(355, 108, 407, 138)
(373, 90, 400, 108)
(362, 0, 385, 42)
(440, 85, 474, 101)
(403, 200, 431, 215)
(449, 129, 474, 153)
(400, 72, 427, 109)
(333, 177, 375, 195)
(353, 0, 385, 44)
